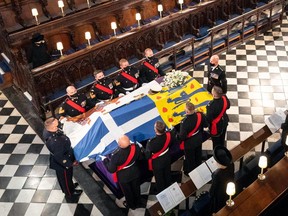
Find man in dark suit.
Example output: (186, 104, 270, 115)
(206, 86, 230, 149)
(209, 146, 235, 213)
(177, 101, 208, 174)
(103, 135, 143, 210)
(139, 48, 165, 83)
(145, 120, 172, 193)
(42, 117, 82, 198)
(207, 55, 227, 94)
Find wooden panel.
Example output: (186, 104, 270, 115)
(140, 0, 158, 20)
(47, 32, 72, 52)
(95, 15, 117, 37)
(119, 7, 138, 29)
(73, 23, 96, 47)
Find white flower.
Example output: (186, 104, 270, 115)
(163, 70, 188, 88)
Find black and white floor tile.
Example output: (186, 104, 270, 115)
(1, 16, 288, 216)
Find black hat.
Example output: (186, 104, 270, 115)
(213, 146, 232, 166)
(31, 33, 44, 43)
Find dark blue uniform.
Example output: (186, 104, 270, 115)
(145, 132, 173, 193)
(140, 56, 164, 83)
(43, 129, 76, 196)
(207, 65, 227, 94)
(115, 66, 141, 92)
(177, 112, 208, 173)
(104, 144, 143, 209)
(206, 95, 230, 149)
(58, 92, 87, 117)
(89, 77, 115, 104)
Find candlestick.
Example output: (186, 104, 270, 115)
(85, 31, 91, 47)
(258, 155, 267, 180)
(58, 0, 65, 17)
(136, 13, 141, 28)
(226, 182, 235, 207)
(158, 4, 163, 19)
(179, 0, 183, 13)
(57, 42, 64, 58)
(111, 22, 117, 37)
(31, 8, 39, 25)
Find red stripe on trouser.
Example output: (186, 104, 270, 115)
(64, 170, 71, 196)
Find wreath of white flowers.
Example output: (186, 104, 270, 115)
(162, 70, 189, 88)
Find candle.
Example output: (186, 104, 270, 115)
(158, 4, 163, 19)
(135, 13, 141, 21)
(85, 32, 91, 40)
(111, 22, 117, 36)
(31, 8, 39, 25)
(179, 0, 184, 4)
(136, 13, 141, 27)
(111, 22, 117, 30)
(87, 0, 90, 8)
(57, 42, 64, 58)
(58, 0, 64, 8)
(85, 32, 91, 47)
(57, 42, 63, 50)
(58, 0, 65, 16)
(31, 8, 38, 16)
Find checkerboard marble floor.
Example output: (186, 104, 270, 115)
(1, 16, 288, 216)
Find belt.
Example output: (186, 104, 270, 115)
(159, 148, 169, 157)
(122, 161, 135, 169)
(123, 84, 137, 91)
(152, 147, 169, 157)
(192, 130, 199, 136)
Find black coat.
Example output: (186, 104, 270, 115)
(89, 77, 115, 102)
(43, 129, 75, 171)
(177, 112, 208, 150)
(104, 144, 143, 183)
(206, 95, 230, 137)
(140, 56, 164, 83)
(116, 66, 141, 89)
(207, 65, 227, 94)
(209, 163, 235, 213)
(145, 132, 173, 170)
(27, 42, 51, 69)
(58, 92, 88, 117)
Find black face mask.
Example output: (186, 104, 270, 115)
(98, 77, 105, 82)
(210, 63, 215, 67)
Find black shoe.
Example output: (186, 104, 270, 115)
(73, 183, 79, 189)
(71, 189, 83, 196)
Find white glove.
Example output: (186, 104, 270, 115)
(118, 93, 125, 97)
(99, 155, 107, 160)
(136, 141, 143, 148)
(125, 91, 131, 95)
(96, 101, 105, 106)
(142, 83, 148, 86)
(60, 117, 67, 124)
